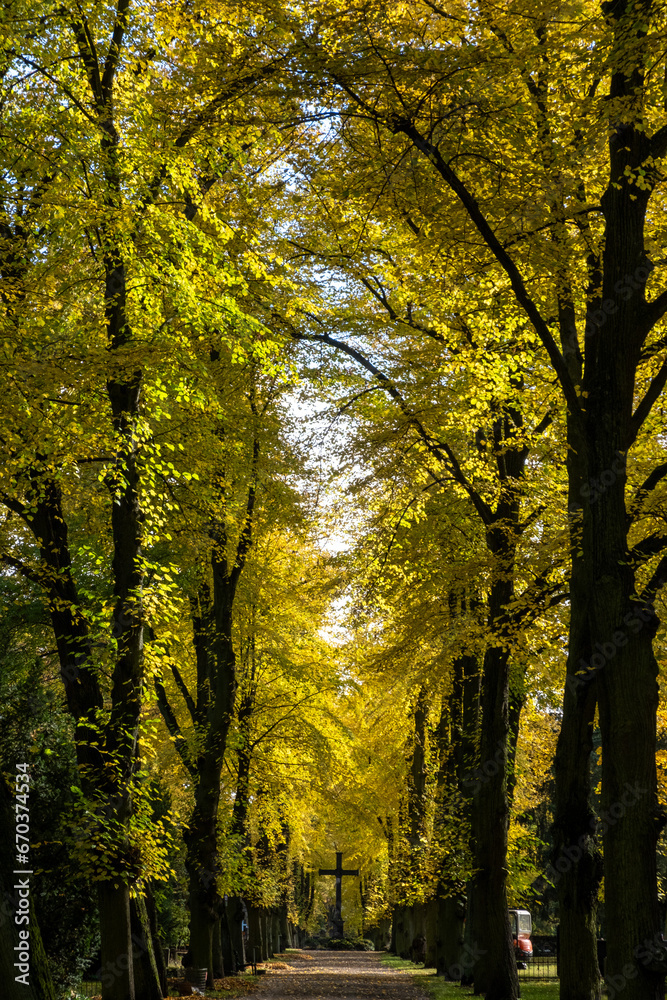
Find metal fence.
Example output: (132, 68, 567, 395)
(518, 955, 558, 980)
(74, 984, 102, 998)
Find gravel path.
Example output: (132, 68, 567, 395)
(252, 951, 429, 1000)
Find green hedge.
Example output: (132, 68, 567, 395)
(305, 937, 375, 951)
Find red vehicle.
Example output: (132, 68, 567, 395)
(510, 909, 533, 966)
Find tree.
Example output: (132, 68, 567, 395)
(0, 0, 293, 994)
(279, 4, 667, 998)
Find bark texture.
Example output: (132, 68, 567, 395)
(468, 404, 527, 1000)
(129, 893, 163, 1000)
(98, 882, 135, 1000)
(579, 8, 666, 999)
(553, 409, 602, 1000)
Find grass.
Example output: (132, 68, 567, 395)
(379, 954, 560, 1000)
(380, 955, 436, 976)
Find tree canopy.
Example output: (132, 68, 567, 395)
(3, 3, 667, 1000)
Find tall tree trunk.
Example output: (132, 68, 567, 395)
(408, 903, 426, 962)
(393, 904, 411, 958)
(423, 899, 438, 969)
(187, 894, 214, 985)
(468, 401, 527, 1000)
(23, 474, 143, 1000)
(407, 686, 430, 853)
(264, 909, 274, 957)
(470, 642, 518, 1000)
(221, 899, 237, 975)
(580, 15, 666, 997)
(554, 665, 601, 1000)
(461, 876, 480, 987)
(0, 897, 56, 1000)
(145, 886, 168, 996)
(98, 882, 135, 1000)
(585, 442, 662, 1000)
(247, 904, 263, 964)
(103, 205, 147, 1000)
(452, 644, 481, 987)
(228, 896, 247, 969)
(279, 904, 292, 951)
(394, 687, 430, 957)
(553, 409, 602, 1000)
(184, 748, 223, 987)
(212, 918, 225, 978)
(272, 910, 282, 954)
(543, 125, 605, 996)
(507, 677, 526, 806)
(425, 895, 465, 978)
(129, 894, 163, 1000)
(262, 908, 271, 960)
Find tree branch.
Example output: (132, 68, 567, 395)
(66, 8, 103, 106)
(154, 677, 195, 776)
(630, 532, 667, 565)
(170, 662, 198, 726)
(390, 118, 583, 423)
(630, 461, 667, 515)
(230, 397, 261, 595)
(321, 62, 583, 424)
(628, 357, 667, 446)
(649, 123, 667, 160)
(286, 320, 494, 525)
(0, 491, 28, 519)
(0, 552, 43, 587)
(141, 65, 282, 212)
(358, 274, 446, 342)
(639, 553, 667, 605)
(101, 0, 130, 102)
(640, 289, 667, 341)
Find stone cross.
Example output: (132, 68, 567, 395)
(319, 852, 359, 937)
